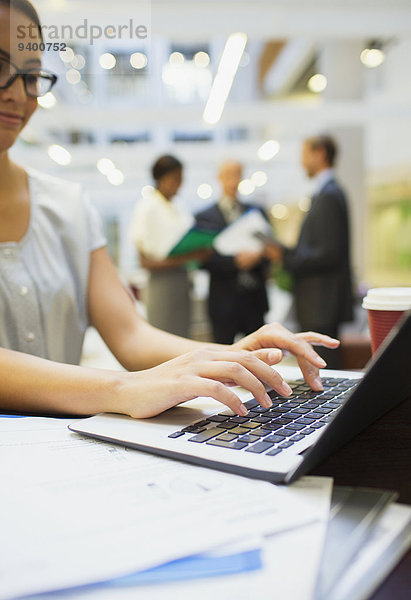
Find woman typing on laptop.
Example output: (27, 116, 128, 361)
(0, 0, 339, 419)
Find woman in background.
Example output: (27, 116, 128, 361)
(130, 155, 206, 337)
(0, 0, 338, 419)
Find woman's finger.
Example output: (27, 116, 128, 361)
(196, 361, 271, 408)
(251, 348, 283, 365)
(201, 350, 293, 399)
(193, 378, 249, 416)
(296, 331, 340, 349)
(296, 356, 323, 391)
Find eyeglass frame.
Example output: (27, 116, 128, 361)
(0, 56, 58, 98)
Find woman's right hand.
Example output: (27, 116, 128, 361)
(117, 347, 288, 419)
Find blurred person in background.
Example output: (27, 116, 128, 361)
(196, 160, 270, 344)
(130, 155, 207, 338)
(265, 135, 353, 368)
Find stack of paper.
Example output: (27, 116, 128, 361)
(0, 416, 332, 600)
(1, 415, 410, 600)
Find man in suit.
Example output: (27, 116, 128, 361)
(266, 135, 353, 369)
(196, 161, 269, 344)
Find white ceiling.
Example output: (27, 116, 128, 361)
(35, 0, 411, 40)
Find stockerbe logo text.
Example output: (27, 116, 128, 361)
(17, 19, 149, 45)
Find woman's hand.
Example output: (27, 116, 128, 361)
(118, 347, 289, 419)
(231, 322, 340, 392)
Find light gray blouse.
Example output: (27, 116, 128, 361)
(0, 169, 106, 364)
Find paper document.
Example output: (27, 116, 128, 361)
(0, 417, 325, 600)
(213, 209, 273, 256)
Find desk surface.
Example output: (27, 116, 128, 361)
(312, 395, 411, 600)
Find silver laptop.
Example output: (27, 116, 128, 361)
(69, 312, 411, 484)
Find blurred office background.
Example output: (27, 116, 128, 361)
(10, 0, 411, 358)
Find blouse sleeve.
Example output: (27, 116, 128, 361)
(83, 194, 107, 252)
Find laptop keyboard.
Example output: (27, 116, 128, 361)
(168, 378, 359, 457)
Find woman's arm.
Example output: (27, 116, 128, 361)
(0, 249, 339, 418)
(139, 249, 210, 272)
(88, 248, 339, 387)
(88, 247, 208, 370)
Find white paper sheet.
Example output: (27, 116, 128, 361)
(213, 209, 272, 256)
(13, 477, 332, 600)
(0, 418, 331, 600)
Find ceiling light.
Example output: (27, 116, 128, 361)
(271, 204, 289, 220)
(60, 47, 74, 63)
(71, 54, 86, 70)
(66, 69, 81, 85)
(308, 73, 327, 93)
(99, 53, 116, 70)
(251, 171, 268, 187)
(107, 169, 125, 186)
(360, 48, 385, 68)
(258, 140, 280, 161)
(197, 184, 213, 200)
(169, 52, 185, 66)
(194, 51, 210, 69)
(203, 32, 247, 125)
(97, 158, 115, 175)
(130, 52, 148, 69)
(37, 92, 57, 109)
(48, 144, 72, 166)
(238, 179, 255, 196)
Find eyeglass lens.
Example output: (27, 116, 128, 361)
(0, 59, 56, 97)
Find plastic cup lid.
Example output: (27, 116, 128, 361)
(362, 287, 411, 311)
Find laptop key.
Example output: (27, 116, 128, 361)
(291, 434, 305, 441)
(241, 421, 262, 430)
(264, 434, 285, 443)
(216, 433, 238, 442)
(311, 422, 326, 429)
(296, 417, 316, 425)
(301, 427, 317, 435)
(245, 441, 274, 454)
(229, 426, 250, 435)
(206, 439, 247, 450)
(279, 441, 294, 448)
(238, 434, 260, 443)
(243, 399, 259, 409)
(208, 415, 229, 422)
(188, 427, 222, 442)
(252, 416, 272, 424)
(266, 448, 282, 457)
(261, 423, 282, 431)
(270, 417, 292, 426)
(275, 428, 296, 437)
(216, 422, 237, 430)
(250, 428, 271, 437)
(287, 423, 305, 431)
(181, 425, 207, 433)
(168, 432, 185, 439)
(227, 416, 250, 424)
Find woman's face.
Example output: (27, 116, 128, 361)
(158, 168, 183, 199)
(0, 6, 41, 154)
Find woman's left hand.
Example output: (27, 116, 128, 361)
(231, 322, 340, 391)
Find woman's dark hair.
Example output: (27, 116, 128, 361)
(0, 0, 43, 39)
(152, 155, 183, 182)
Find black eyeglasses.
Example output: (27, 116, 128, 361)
(0, 57, 58, 98)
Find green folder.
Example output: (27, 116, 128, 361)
(168, 228, 219, 257)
